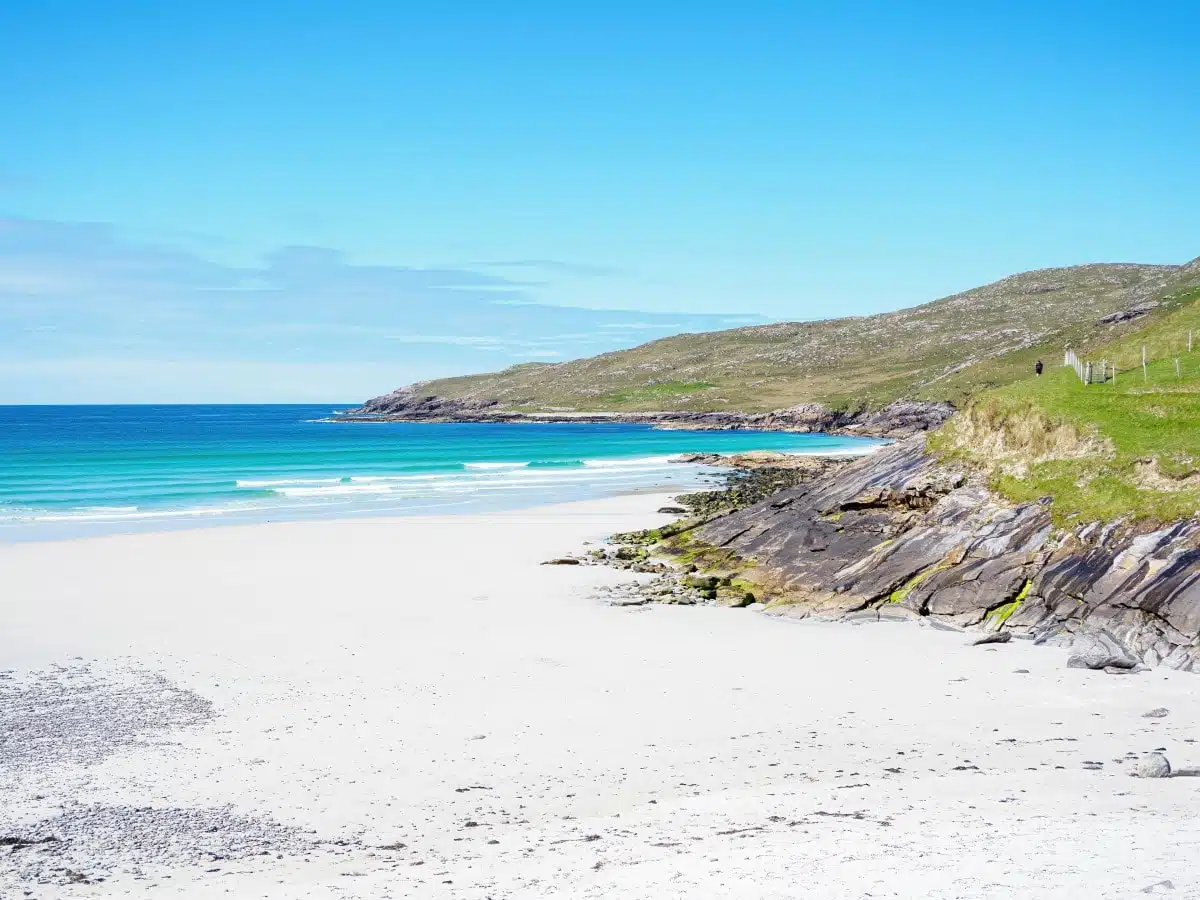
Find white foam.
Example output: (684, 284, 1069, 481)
(30, 504, 261, 523)
(463, 462, 530, 470)
(274, 483, 395, 498)
(581, 455, 676, 469)
(349, 473, 454, 483)
(236, 477, 343, 488)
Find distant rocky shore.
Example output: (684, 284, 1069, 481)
(335, 388, 954, 438)
(575, 441, 1200, 674)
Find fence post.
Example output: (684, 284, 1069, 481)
(1176, 358, 1181, 378)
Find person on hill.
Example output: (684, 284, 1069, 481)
(1034, 359, 1044, 377)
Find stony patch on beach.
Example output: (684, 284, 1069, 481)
(0, 663, 336, 890)
(0, 663, 212, 773)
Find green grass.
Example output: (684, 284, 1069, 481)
(594, 380, 716, 407)
(932, 294, 1200, 524)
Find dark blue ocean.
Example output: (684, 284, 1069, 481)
(0, 405, 883, 540)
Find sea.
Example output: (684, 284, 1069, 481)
(0, 405, 884, 542)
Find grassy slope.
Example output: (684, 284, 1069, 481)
(931, 287, 1200, 524)
(393, 260, 1200, 414)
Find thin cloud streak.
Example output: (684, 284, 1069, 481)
(0, 216, 768, 402)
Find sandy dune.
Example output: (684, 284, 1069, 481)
(1, 494, 1198, 898)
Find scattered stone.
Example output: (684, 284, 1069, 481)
(972, 632, 1012, 646)
(1143, 708, 1170, 719)
(0, 664, 213, 774)
(1142, 879, 1175, 894)
(541, 557, 580, 566)
(657, 506, 687, 514)
(0, 803, 320, 887)
(1136, 753, 1172, 779)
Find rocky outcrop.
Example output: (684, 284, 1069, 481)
(339, 390, 954, 438)
(672, 451, 848, 473)
(692, 439, 1200, 671)
(347, 387, 506, 420)
(1097, 301, 1159, 326)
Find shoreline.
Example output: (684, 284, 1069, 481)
(0, 439, 881, 545)
(2, 492, 1198, 897)
(332, 393, 955, 438)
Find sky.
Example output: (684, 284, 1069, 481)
(2, 1, 1198, 403)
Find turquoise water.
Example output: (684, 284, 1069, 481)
(0, 405, 883, 540)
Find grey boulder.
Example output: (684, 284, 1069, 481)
(1066, 632, 1138, 671)
(1136, 753, 1172, 779)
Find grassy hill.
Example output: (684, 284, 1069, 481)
(931, 286, 1200, 524)
(382, 258, 1200, 414)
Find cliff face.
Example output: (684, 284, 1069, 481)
(696, 439, 1200, 671)
(340, 389, 954, 438)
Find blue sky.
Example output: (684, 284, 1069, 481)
(2, 1, 1198, 402)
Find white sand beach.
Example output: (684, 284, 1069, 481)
(2, 493, 1198, 899)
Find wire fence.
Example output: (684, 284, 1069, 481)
(1064, 330, 1196, 387)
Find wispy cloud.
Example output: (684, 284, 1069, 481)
(0, 216, 766, 402)
(473, 259, 625, 278)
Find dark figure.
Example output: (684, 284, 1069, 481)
(1034, 359, 1044, 377)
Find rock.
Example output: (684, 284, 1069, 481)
(1136, 753, 1172, 778)
(972, 632, 1012, 646)
(927, 619, 966, 633)
(1141, 882, 1175, 896)
(586, 429, 1200, 675)
(541, 557, 580, 566)
(1143, 708, 1170, 718)
(1066, 633, 1138, 671)
(851, 400, 956, 437)
(716, 591, 755, 608)
(657, 506, 687, 514)
(340, 386, 953, 438)
(1097, 301, 1159, 326)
